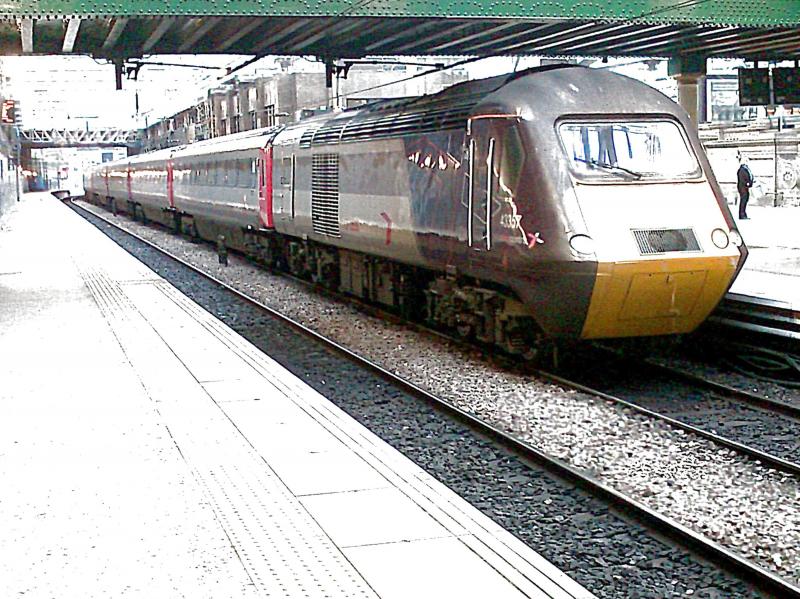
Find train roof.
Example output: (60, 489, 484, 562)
(95, 64, 681, 171)
(285, 65, 590, 148)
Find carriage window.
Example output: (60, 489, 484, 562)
(558, 120, 700, 181)
(246, 159, 257, 188)
(240, 159, 254, 188)
(281, 157, 292, 186)
(496, 126, 525, 195)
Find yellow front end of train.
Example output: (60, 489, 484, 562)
(558, 119, 745, 339)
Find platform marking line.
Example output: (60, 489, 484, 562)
(155, 281, 595, 599)
(73, 265, 378, 598)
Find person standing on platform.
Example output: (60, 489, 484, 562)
(736, 154, 754, 220)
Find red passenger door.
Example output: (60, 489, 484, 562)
(166, 159, 175, 208)
(258, 146, 274, 228)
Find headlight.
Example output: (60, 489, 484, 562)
(569, 234, 595, 255)
(711, 228, 729, 249)
(728, 229, 743, 247)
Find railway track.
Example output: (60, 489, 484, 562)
(547, 348, 800, 477)
(690, 292, 800, 389)
(71, 199, 800, 598)
(710, 292, 800, 341)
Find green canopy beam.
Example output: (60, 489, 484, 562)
(2, 0, 800, 28)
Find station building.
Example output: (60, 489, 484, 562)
(141, 62, 468, 152)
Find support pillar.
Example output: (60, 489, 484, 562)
(668, 55, 707, 126)
(19, 145, 32, 172)
(18, 145, 32, 194)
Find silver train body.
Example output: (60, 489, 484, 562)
(86, 66, 746, 351)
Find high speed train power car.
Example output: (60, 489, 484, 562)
(86, 65, 747, 355)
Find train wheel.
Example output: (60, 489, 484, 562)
(456, 322, 473, 339)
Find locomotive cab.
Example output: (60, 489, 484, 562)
(557, 118, 746, 338)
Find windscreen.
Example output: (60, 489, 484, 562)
(558, 120, 701, 181)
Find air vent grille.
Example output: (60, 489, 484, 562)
(299, 126, 321, 148)
(311, 154, 340, 238)
(632, 228, 700, 254)
(336, 105, 473, 145)
(307, 102, 475, 147)
(312, 119, 351, 145)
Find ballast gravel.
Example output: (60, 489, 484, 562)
(649, 349, 800, 408)
(558, 352, 800, 465)
(76, 201, 799, 592)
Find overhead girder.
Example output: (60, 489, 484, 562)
(62, 18, 80, 53)
(176, 17, 219, 52)
(610, 26, 726, 57)
(681, 29, 800, 56)
(290, 18, 364, 54)
(363, 19, 444, 53)
(551, 24, 673, 55)
(251, 19, 309, 53)
(213, 18, 262, 52)
(284, 17, 340, 54)
(3, 0, 800, 28)
(392, 21, 476, 55)
(102, 18, 128, 53)
(427, 21, 522, 54)
(0, 13, 798, 62)
(141, 17, 175, 53)
(596, 26, 699, 55)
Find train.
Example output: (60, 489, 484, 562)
(85, 65, 747, 356)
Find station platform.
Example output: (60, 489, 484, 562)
(0, 192, 592, 598)
(731, 205, 800, 311)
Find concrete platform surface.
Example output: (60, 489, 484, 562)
(731, 205, 800, 309)
(0, 192, 593, 598)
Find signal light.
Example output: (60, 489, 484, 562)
(772, 68, 800, 105)
(737, 68, 770, 106)
(738, 67, 800, 106)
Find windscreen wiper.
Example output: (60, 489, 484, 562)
(574, 157, 643, 179)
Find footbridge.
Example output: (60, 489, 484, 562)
(18, 128, 140, 149)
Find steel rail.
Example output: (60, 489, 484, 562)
(70, 200, 800, 599)
(710, 293, 800, 341)
(534, 365, 800, 478)
(639, 355, 800, 420)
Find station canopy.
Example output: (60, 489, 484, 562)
(1, 1, 800, 60)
